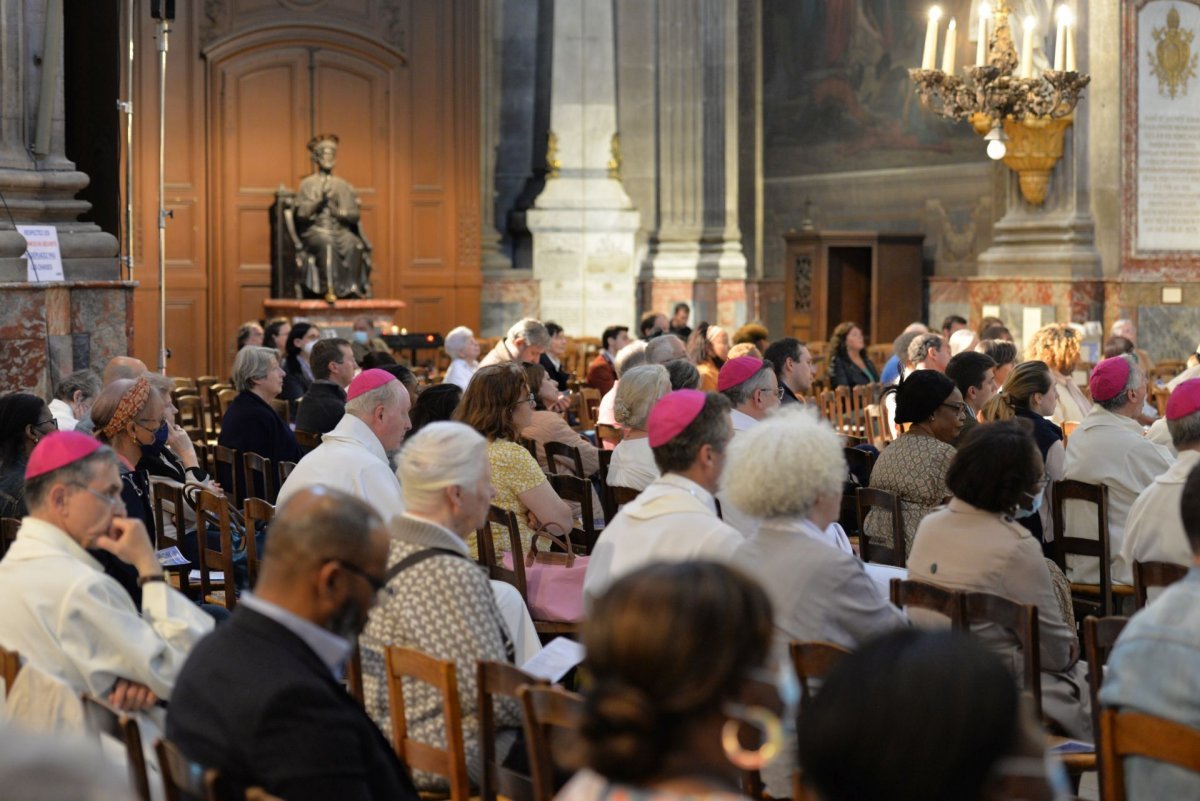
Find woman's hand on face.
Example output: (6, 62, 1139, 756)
(166, 422, 193, 455)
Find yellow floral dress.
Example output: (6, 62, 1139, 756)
(466, 439, 547, 558)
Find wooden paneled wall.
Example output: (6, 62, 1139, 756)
(127, 0, 481, 378)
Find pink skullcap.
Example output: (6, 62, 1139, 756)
(1167, 379, 1200, 420)
(25, 431, 105, 481)
(1089, 356, 1132, 403)
(346, 368, 397, 401)
(647, 389, 708, 448)
(717, 355, 765, 392)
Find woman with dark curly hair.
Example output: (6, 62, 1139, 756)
(827, 321, 877, 389)
(559, 560, 783, 801)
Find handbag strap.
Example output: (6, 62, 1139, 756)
(525, 523, 576, 568)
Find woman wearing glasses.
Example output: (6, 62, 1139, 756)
(0, 393, 60, 518)
(453, 362, 572, 557)
(864, 370, 962, 560)
(907, 420, 1091, 740)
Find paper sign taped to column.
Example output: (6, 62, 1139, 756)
(16, 225, 65, 282)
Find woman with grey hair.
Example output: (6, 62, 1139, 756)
(443, 325, 480, 390)
(48, 369, 100, 431)
(217, 346, 301, 503)
(606, 364, 671, 491)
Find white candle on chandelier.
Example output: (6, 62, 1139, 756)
(942, 18, 957, 73)
(922, 6, 943, 70)
(1065, 14, 1077, 71)
(976, 2, 991, 66)
(1019, 15, 1037, 78)
(1053, 6, 1068, 71)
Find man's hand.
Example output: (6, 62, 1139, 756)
(108, 679, 158, 712)
(92, 518, 161, 578)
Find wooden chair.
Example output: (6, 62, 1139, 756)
(1083, 615, 1129, 738)
(576, 388, 601, 431)
(194, 488, 239, 609)
(963, 591, 1042, 719)
(242, 451, 276, 503)
(842, 446, 877, 482)
(175, 393, 206, 430)
(155, 738, 224, 801)
(547, 473, 598, 554)
(856, 487, 905, 567)
(595, 423, 623, 446)
(81, 694, 152, 801)
(213, 445, 240, 504)
(818, 390, 838, 427)
(1132, 560, 1188, 609)
(596, 450, 615, 523)
(277, 460, 297, 486)
(862, 402, 894, 447)
(478, 661, 545, 801)
(268, 397, 290, 425)
(215, 388, 239, 425)
(476, 506, 528, 597)
(609, 484, 641, 512)
(0, 516, 20, 558)
(383, 646, 470, 801)
(788, 641, 851, 707)
(519, 437, 540, 462)
(149, 479, 196, 598)
(890, 578, 966, 629)
(544, 441, 585, 477)
(1052, 479, 1124, 617)
(294, 428, 321, 452)
(241, 498, 273, 590)
(0, 644, 21, 697)
(518, 684, 586, 801)
(1099, 708, 1200, 801)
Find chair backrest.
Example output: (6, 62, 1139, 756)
(0, 516, 20, 558)
(155, 738, 223, 801)
(294, 429, 321, 452)
(547, 473, 597, 554)
(477, 661, 545, 801)
(543, 441, 585, 477)
(194, 488, 239, 609)
(889, 578, 966, 630)
(856, 487, 905, 567)
(241, 451, 276, 503)
(1132, 560, 1188, 609)
(518, 684, 585, 801)
(241, 498, 273, 589)
(1083, 615, 1129, 739)
(610, 485, 641, 510)
(576, 388, 601, 431)
(843, 446, 877, 482)
(862, 402, 893, 447)
(215, 388, 239, 423)
(277, 460, 297, 486)
(962, 591, 1042, 720)
(0, 644, 21, 697)
(1051, 479, 1113, 616)
(595, 423, 623, 446)
(1099, 708, 1200, 801)
(268, 398, 290, 425)
(212, 445, 240, 504)
(81, 694, 152, 801)
(383, 646, 470, 801)
(174, 393, 205, 430)
(476, 506, 528, 596)
(596, 450, 615, 523)
(788, 641, 851, 707)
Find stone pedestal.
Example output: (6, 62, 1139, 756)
(262, 299, 406, 336)
(526, 0, 641, 335)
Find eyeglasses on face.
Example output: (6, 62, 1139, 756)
(940, 401, 967, 415)
(332, 559, 395, 598)
(512, 394, 536, 408)
(68, 483, 124, 509)
(35, 417, 58, 430)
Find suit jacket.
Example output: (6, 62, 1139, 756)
(539, 353, 572, 391)
(294, 381, 348, 438)
(585, 354, 617, 395)
(167, 606, 418, 801)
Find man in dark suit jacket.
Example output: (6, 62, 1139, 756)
(586, 325, 629, 396)
(296, 338, 356, 440)
(166, 487, 418, 801)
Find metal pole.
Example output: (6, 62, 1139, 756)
(119, 0, 135, 282)
(156, 17, 171, 373)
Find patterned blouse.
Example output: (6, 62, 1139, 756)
(465, 439, 547, 558)
(864, 432, 956, 559)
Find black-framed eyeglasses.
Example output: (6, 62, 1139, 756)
(512, 393, 536, 409)
(333, 559, 394, 598)
(940, 402, 967, 415)
(68, 483, 125, 510)
(34, 417, 58, 430)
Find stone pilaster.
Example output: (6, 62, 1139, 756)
(479, 0, 512, 271)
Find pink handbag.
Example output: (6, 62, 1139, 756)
(501, 526, 587, 623)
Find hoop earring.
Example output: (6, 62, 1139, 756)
(720, 704, 783, 771)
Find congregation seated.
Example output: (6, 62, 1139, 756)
(595, 341, 648, 448)
(141, 373, 214, 488)
(728, 407, 905, 795)
(1063, 354, 1174, 585)
(908, 420, 1091, 738)
(879, 322, 927, 385)
(733, 322, 769, 356)
(521, 362, 599, 476)
(540, 321, 573, 390)
(864, 370, 960, 558)
(1101, 459, 1200, 800)
(360, 423, 521, 791)
(48, 369, 99, 432)
(980, 360, 1065, 548)
(0, 392, 58, 519)
(453, 362, 572, 556)
(586, 325, 630, 396)
(827, 321, 877, 388)
(558, 561, 776, 801)
(279, 321, 322, 401)
(644, 330, 687, 366)
(264, 317, 290, 357)
(976, 338, 1018, 384)
(799, 629, 1066, 801)
(639, 309, 669, 340)
(945, 350, 997, 444)
(686, 322, 728, 392)
(0, 431, 213, 710)
(443, 325, 480, 390)
(584, 390, 742, 604)
(294, 337, 356, 438)
(166, 486, 418, 801)
(75, 355, 148, 434)
(218, 346, 302, 503)
(236, 320, 264, 350)
(1122, 378, 1200, 574)
(1025, 323, 1091, 425)
(727, 342, 760, 360)
(277, 369, 411, 524)
(350, 315, 392, 363)
(907, 331, 950, 373)
(666, 358, 700, 390)
(719, 355, 780, 434)
(480, 317, 549, 368)
(407, 382, 462, 438)
(948, 327, 979, 356)
(606, 364, 671, 491)
(763, 337, 814, 406)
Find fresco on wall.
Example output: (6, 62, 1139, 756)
(763, 0, 986, 176)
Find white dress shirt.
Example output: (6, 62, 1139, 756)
(606, 437, 659, 491)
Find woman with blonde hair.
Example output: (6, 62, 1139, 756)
(1025, 323, 1091, 425)
(686, 323, 729, 392)
(981, 360, 1064, 550)
(607, 365, 672, 491)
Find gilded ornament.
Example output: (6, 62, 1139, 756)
(607, 133, 622, 179)
(1149, 6, 1199, 99)
(546, 131, 561, 178)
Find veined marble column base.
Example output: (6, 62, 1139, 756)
(977, 215, 1101, 280)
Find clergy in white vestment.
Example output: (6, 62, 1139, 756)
(0, 431, 213, 708)
(584, 389, 742, 606)
(1123, 380, 1200, 576)
(1063, 355, 1175, 584)
(276, 368, 412, 523)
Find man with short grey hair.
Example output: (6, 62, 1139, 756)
(479, 318, 550, 367)
(49, 369, 101, 431)
(645, 333, 686, 365)
(76, 356, 149, 434)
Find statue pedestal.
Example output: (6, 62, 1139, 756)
(262, 298, 406, 335)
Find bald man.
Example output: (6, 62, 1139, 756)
(167, 487, 418, 801)
(76, 356, 150, 434)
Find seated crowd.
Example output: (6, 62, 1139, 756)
(0, 307, 1198, 801)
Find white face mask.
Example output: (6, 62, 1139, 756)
(302, 340, 316, 356)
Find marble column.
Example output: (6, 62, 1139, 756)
(526, 0, 641, 335)
(641, 0, 747, 326)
